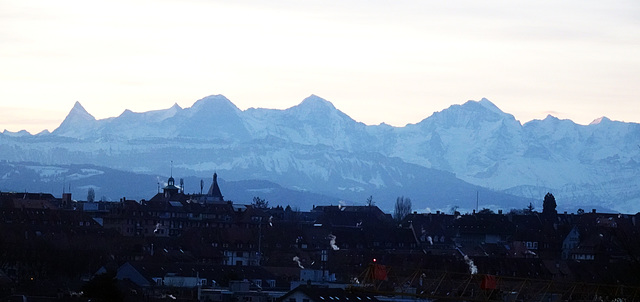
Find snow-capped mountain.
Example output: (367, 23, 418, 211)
(52, 101, 100, 138)
(2, 94, 639, 213)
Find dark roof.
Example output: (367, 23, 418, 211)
(122, 261, 278, 285)
(277, 285, 380, 302)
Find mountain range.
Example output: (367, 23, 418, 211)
(2, 94, 639, 213)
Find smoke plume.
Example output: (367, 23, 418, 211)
(464, 255, 478, 274)
(328, 234, 340, 251)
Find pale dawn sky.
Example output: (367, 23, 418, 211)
(1, 0, 639, 134)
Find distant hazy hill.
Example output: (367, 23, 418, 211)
(2, 94, 639, 213)
(0, 161, 339, 209)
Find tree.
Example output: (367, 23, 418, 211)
(366, 195, 375, 207)
(394, 196, 412, 221)
(509, 208, 524, 215)
(87, 188, 95, 202)
(478, 208, 494, 214)
(542, 192, 557, 216)
(252, 196, 269, 209)
(524, 202, 535, 214)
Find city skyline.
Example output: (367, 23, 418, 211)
(2, 0, 639, 134)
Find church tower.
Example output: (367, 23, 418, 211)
(207, 173, 224, 202)
(163, 175, 180, 198)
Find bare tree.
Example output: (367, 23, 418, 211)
(366, 195, 375, 207)
(394, 196, 412, 221)
(252, 196, 269, 209)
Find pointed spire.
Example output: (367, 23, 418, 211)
(208, 173, 223, 201)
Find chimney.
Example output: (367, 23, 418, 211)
(436, 211, 440, 215)
(498, 209, 503, 215)
(592, 209, 596, 214)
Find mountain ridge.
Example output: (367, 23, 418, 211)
(2, 94, 639, 213)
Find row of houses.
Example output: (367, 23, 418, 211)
(2, 174, 640, 300)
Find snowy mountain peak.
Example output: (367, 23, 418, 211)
(119, 109, 134, 117)
(69, 101, 95, 121)
(542, 114, 561, 122)
(52, 101, 97, 137)
(191, 95, 238, 111)
(299, 94, 336, 110)
(2, 129, 32, 137)
(289, 95, 341, 117)
(36, 129, 51, 136)
(589, 116, 611, 125)
(423, 98, 515, 129)
(478, 98, 505, 115)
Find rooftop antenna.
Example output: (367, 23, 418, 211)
(171, 160, 173, 178)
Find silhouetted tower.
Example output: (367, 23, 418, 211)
(207, 173, 224, 202)
(163, 175, 180, 198)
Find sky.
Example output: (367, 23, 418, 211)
(1, 0, 639, 134)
